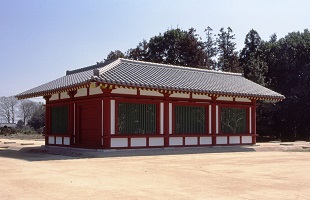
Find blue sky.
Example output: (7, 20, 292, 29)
(1, 0, 309, 100)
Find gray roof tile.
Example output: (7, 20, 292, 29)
(16, 58, 284, 100)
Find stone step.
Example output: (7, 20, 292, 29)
(3, 141, 16, 144)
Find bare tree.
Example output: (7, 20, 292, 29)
(7, 96, 18, 123)
(0, 96, 19, 123)
(18, 100, 37, 124)
(0, 96, 11, 123)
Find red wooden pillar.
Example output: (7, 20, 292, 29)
(251, 100, 257, 144)
(163, 93, 170, 147)
(43, 95, 51, 145)
(211, 97, 217, 145)
(102, 88, 112, 148)
(68, 91, 77, 146)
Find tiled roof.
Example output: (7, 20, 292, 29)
(16, 58, 284, 100)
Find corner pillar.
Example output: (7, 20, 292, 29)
(43, 95, 51, 145)
(211, 97, 217, 145)
(251, 100, 257, 144)
(102, 88, 112, 148)
(163, 93, 170, 147)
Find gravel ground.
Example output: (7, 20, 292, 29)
(0, 133, 44, 140)
(0, 139, 309, 200)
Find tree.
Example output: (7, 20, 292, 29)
(0, 96, 18, 123)
(259, 29, 310, 141)
(239, 29, 268, 86)
(217, 27, 241, 72)
(0, 96, 11, 123)
(16, 120, 24, 129)
(105, 50, 125, 62)
(204, 26, 217, 69)
(127, 28, 207, 68)
(126, 39, 149, 61)
(8, 96, 18, 123)
(27, 103, 45, 130)
(18, 100, 37, 124)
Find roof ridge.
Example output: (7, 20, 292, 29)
(119, 58, 243, 76)
(97, 59, 121, 74)
(66, 59, 117, 76)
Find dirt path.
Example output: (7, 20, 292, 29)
(0, 140, 309, 200)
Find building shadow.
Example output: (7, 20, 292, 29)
(0, 145, 256, 162)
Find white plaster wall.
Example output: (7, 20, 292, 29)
(149, 138, 164, 146)
(169, 103, 172, 134)
(111, 138, 128, 147)
(56, 137, 62, 145)
(170, 93, 190, 98)
(249, 108, 252, 134)
(140, 90, 164, 97)
(217, 96, 234, 101)
(209, 105, 212, 134)
(110, 100, 115, 134)
(216, 136, 228, 145)
(160, 103, 164, 134)
(111, 88, 137, 95)
(60, 92, 70, 99)
(185, 137, 198, 145)
(48, 136, 55, 144)
(192, 94, 211, 100)
(216, 105, 219, 134)
(49, 94, 59, 101)
(131, 138, 146, 147)
(75, 88, 88, 97)
(229, 136, 240, 144)
(200, 137, 212, 145)
(235, 97, 251, 102)
(169, 137, 183, 145)
(242, 136, 252, 144)
(89, 86, 102, 95)
(63, 137, 70, 145)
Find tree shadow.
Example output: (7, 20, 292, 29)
(0, 145, 256, 162)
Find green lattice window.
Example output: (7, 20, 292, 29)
(118, 102, 157, 134)
(221, 107, 247, 134)
(174, 105, 206, 134)
(50, 106, 68, 134)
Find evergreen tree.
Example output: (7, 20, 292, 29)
(217, 27, 241, 72)
(126, 28, 207, 68)
(204, 26, 217, 69)
(105, 50, 125, 61)
(240, 29, 267, 86)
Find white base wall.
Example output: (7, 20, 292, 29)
(216, 136, 228, 145)
(48, 136, 55, 144)
(229, 136, 240, 144)
(200, 137, 212, 145)
(242, 136, 252, 144)
(149, 138, 164, 146)
(131, 138, 146, 147)
(185, 137, 198, 145)
(111, 138, 128, 147)
(56, 137, 62, 145)
(169, 137, 183, 145)
(63, 137, 70, 145)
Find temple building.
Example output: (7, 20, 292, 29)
(16, 59, 284, 149)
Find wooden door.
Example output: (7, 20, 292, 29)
(77, 101, 101, 147)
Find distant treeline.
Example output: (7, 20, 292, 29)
(103, 27, 310, 141)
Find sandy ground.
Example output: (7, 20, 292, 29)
(0, 139, 309, 200)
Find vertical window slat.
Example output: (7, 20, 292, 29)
(117, 102, 157, 134)
(174, 105, 206, 134)
(220, 107, 247, 134)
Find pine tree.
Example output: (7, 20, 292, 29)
(217, 27, 241, 72)
(204, 26, 217, 69)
